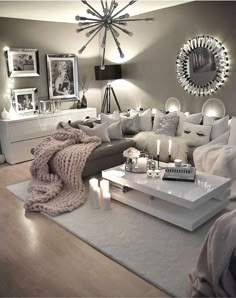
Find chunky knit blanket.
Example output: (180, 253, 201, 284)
(24, 122, 101, 216)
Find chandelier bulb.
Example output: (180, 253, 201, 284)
(75, 15, 80, 21)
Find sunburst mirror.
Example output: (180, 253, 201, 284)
(176, 36, 230, 96)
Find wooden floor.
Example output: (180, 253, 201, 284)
(0, 161, 169, 297)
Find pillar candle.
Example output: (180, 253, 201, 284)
(157, 139, 160, 155)
(137, 157, 147, 170)
(100, 179, 110, 194)
(168, 140, 172, 155)
(102, 192, 112, 210)
(89, 178, 100, 209)
(92, 186, 101, 209)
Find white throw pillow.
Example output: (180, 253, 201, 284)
(228, 118, 236, 146)
(130, 108, 152, 131)
(78, 122, 110, 142)
(203, 115, 229, 140)
(181, 122, 212, 146)
(100, 111, 121, 125)
(177, 112, 202, 136)
(94, 121, 123, 140)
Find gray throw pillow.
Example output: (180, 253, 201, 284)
(155, 112, 178, 136)
(78, 122, 110, 142)
(94, 121, 123, 140)
(120, 114, 139, 135)
(69, 118, 99, 128)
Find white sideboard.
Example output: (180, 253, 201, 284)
(0, 108, 97, 164)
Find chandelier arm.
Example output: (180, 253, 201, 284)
(78, 16, 102, 22)
(82, 0, 103, 18)
(112, 23, 133, 36)
(101, 26, 108, 48)
(108, 0, 115, 17)
(78, 24, 104, 54)
(109, 25, 124, 58)
(112, 0, 137, 18)
(76, 23, 101, 33)
(100, 0, 105, 10)
(114, 17, 154, 22)
(78, 21, 102, 26)
(110, 1, 117, 16)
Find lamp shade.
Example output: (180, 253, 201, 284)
(95, 64, 122, 81)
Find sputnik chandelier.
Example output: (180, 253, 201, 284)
(75, 0, 154, 69)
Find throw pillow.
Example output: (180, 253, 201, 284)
(228, 118, 236, 146)
(130, 108, 152, 131)
(69, 118, 99, 128)
(181, 122, 212, 146)
(94, 121, 123, 140)
(176, 112, 202, 136)
(152, 108, 165, 131)
(155, 112, 178, 137)
(100, 111, 121, 125)
(78, 122, 110, 142)
(120, 114, 139, 135)
(203, 115, 229, 140)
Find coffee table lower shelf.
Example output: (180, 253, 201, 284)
(110, 186, 229, 231)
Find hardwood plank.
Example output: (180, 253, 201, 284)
(0, 162, 169, 297)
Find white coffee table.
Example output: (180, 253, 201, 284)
(102, 164, 231, 231)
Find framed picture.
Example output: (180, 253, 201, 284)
(6, 48, 40, 77)
(46, 54, 79, 100)
(11, 88, 37, 113)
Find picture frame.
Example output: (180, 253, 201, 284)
(11, 88, 37, 113)
(46, 54, 79, 100)
(6, 48, 40, 77)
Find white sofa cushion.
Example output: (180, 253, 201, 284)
(100, 111, 121, 125)
(177, 112, 202, 136)
(203, 115, 229, 140)
(130, 108, 152, 131)
(228, 118, 236, 146)
(79, 122, 110, 142)
(94, 121, 123, 140)
(181, 122, 212, 146)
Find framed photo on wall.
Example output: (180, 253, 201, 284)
(6, 48, 40, 77)
(11, 88, 37, 113)
(46, 54, 79, 100)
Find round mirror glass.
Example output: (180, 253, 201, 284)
(176, 36, 229, 96)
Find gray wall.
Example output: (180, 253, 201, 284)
(0, 17, 102, 113)
(105, 1, 236, 116)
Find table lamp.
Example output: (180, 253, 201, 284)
(95, 64, 122, 113)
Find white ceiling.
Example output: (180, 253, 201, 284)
(0, 0, 192, 23)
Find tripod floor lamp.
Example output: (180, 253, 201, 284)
(95, 64, 122, 114)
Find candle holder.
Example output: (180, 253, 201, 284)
(168, 154, 172, 163)
(157, 154, 160, 170)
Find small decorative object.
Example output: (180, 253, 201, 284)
(146, 154, 156, 171)
(147, 169, 153, 178)
(75, 0, 154, 69)
(1, 108, 9, 120)
(176, 36, 230, 96)
(5, 48, 40, 77)
(89, 178, 100, 208)
(11, 88, 37, 114)
(46, 54, 79, 100)
(79, 75, 89, 108)
(163, 164, 196, 182)
(123, 147, 140, 171)
(153, 169, 160, 178)
(174, 159, 182, 167)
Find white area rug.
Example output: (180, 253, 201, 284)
(7, 180, 236, 297)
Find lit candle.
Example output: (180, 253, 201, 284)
(100, 179, 110, 194)
(89, 178, 100, 209)
(168, 140, 172, 155)
(137, 157, 147, 170)
(157, 139, 160, 155)
(102, 192, 112, 210)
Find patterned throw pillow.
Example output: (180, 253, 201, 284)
(120, 114, 139, 135)
(155, 112, 178, 136)
(181, 122, 212, 146)
(78, 122, 110, 142)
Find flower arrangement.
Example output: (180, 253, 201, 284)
(123, 147, 140, 159)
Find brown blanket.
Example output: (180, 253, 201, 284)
(188, 210, 236, 297)
(24, 122, 101, 216)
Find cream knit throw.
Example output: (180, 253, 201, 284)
(24, 122, 101, 216)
